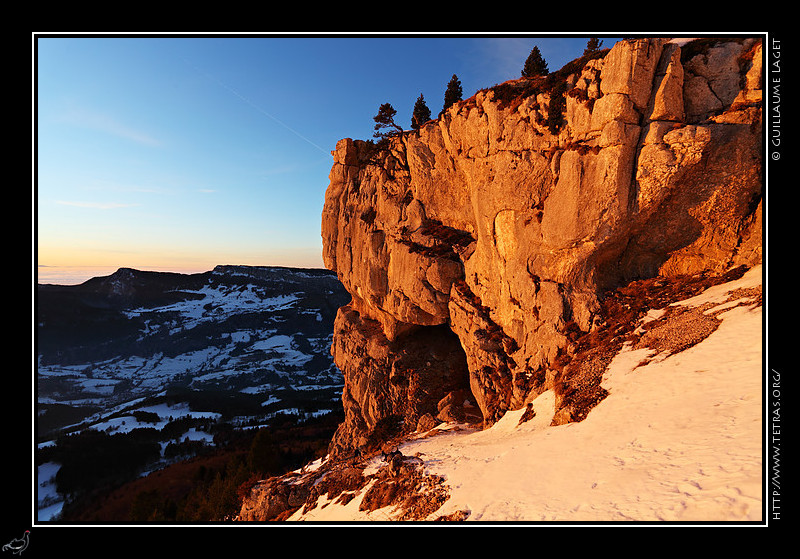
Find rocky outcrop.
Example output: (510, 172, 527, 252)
(321, 37, 763, 456)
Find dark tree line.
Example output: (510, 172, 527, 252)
(50, 409, 343, 522)
(50, 429, 162, 497)
(373, 73, 464, 140)
(127, 419, 334, 522)
(372, 38, 605, 141)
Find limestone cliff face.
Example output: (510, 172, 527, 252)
(321, 38, 763, 455)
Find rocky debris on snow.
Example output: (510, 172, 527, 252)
(237, 443, 449, 521)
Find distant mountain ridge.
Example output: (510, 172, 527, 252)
(36, 265, 350, 437)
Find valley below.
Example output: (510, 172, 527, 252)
(36, 265, 350, 521)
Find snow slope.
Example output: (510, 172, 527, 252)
(290, 266, 764, 523)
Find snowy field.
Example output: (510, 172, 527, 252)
(290, 266, 764, 523)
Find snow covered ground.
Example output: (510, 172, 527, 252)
(290, 266, 764, 523)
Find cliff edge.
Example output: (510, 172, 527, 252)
(319, 37, 762, 457)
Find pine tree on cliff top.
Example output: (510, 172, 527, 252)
(522, 46, 549, 77)
(583, 37, 604, 56)
(411, 93, 432, 130)
(443, 74, 463, 113)
(373, 102, 403, 139)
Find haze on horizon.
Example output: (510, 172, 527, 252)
(35, 33, 626, 285)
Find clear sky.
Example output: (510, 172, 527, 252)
(35, 33, 624, 284)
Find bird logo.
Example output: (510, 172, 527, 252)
(2, 531, 29, 556)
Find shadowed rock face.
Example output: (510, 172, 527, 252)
(327, 307, 470, 454)
(321, 37, 763, 455)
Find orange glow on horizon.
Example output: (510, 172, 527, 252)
(35, 243, 326, 283)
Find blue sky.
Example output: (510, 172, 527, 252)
(35, 33, 623, 283)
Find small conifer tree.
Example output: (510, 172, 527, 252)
(373, 103, 403, 139)
(583, 37, 604, 56)
(443, 74, 463, 112)
(522, 46, 549, 77)
(411, 94, 432, 130)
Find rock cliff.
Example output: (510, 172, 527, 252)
(320, 37, 763, 457)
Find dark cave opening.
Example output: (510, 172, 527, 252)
(391, 323, 474, 427)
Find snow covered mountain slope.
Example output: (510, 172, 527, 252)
(268, 265, 763, 523)
(37, 265, 350, 437)
(36, 265, 350, 521)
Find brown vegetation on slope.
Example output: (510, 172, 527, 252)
(550, 265, 753, 425)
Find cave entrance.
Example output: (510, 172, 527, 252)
(393, 323, 476, 427)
